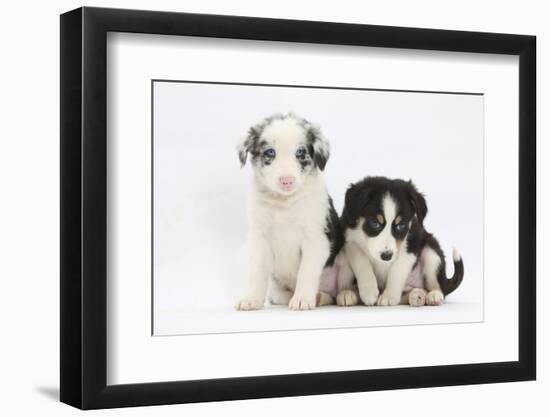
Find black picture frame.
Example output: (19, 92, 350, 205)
(60, 6, 536, 410)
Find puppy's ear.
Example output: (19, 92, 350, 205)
(306, 124, 330, 171)
(236, 125, 260, 167)
(342, 180, 371, 227)
(236, 136, 250, 167)
(407, 180, 428, 225)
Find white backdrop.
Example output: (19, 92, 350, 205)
(153, 81, 484, 334)
(0, 1, 546, 416)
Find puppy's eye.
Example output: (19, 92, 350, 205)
(263, 148, 276, 158)
(394, 223, 407, 233)
(295, 147, 307, 159)
(367, 218, 382, 230)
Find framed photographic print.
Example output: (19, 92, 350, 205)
(60, 6, 536, 409)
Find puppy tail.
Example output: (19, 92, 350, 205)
(439, 248, 464, 296)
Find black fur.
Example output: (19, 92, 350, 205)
(304, 124, 329, 170)
(341, 177, 422, 229)
(296, 145, 313, 171)
(341, 176, 463, 296)
(324, 197, 345, 267)
(238, 114, 286, 166)
(406, 218, 463, 295)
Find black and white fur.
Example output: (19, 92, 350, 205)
(336, 176, 464, 307)
(235, 113, 344, 311)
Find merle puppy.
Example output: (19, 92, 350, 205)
(235, 113, 345, 311)
(336, 176, 464, 307)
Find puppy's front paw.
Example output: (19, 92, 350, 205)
(235, 297, 264, 311)
(360, 291, 380, 306)
(289, 294, 316, 310)
(376, 291, 401, 306)
(337, 289, 359, 306)
(426, 289, 444, 306)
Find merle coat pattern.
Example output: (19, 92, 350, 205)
(235, 113, 345, 311)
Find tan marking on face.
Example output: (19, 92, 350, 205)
(395, 216, 402, 225)
(376, 214, 384, 224)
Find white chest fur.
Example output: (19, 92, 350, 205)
(250, 175, 329, 290)
(345, 224, 392, 290)
(370, 258, 391, 290)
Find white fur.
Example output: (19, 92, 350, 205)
(365, 193, 398, 258)
(336, 289, 359, 306)
(377, 249, 417, 306)
(335, 252, 360, 306)
(422, 247, 442, 291)
(266, 278, 293, 306)
(427, 289, 444, 306)
(236, 117, 332, 311)
(341, 237, 379, 306)
(453, 247, 461, 262)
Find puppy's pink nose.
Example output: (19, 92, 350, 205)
(279, 176, 296, 189)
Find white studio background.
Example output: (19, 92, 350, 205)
(0, 1, 547, 417)
(153, 81, 484, 335)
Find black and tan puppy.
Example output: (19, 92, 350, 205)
(336, 176, 464, 307)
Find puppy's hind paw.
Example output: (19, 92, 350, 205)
(317, 291, 335, 306)
(336, 289, 359, 306)
(426, 289, 444, 306)
(408, 288, 427, 307)
(235, 297, 264, 311)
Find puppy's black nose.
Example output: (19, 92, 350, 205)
(381, 251, 393, 261)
